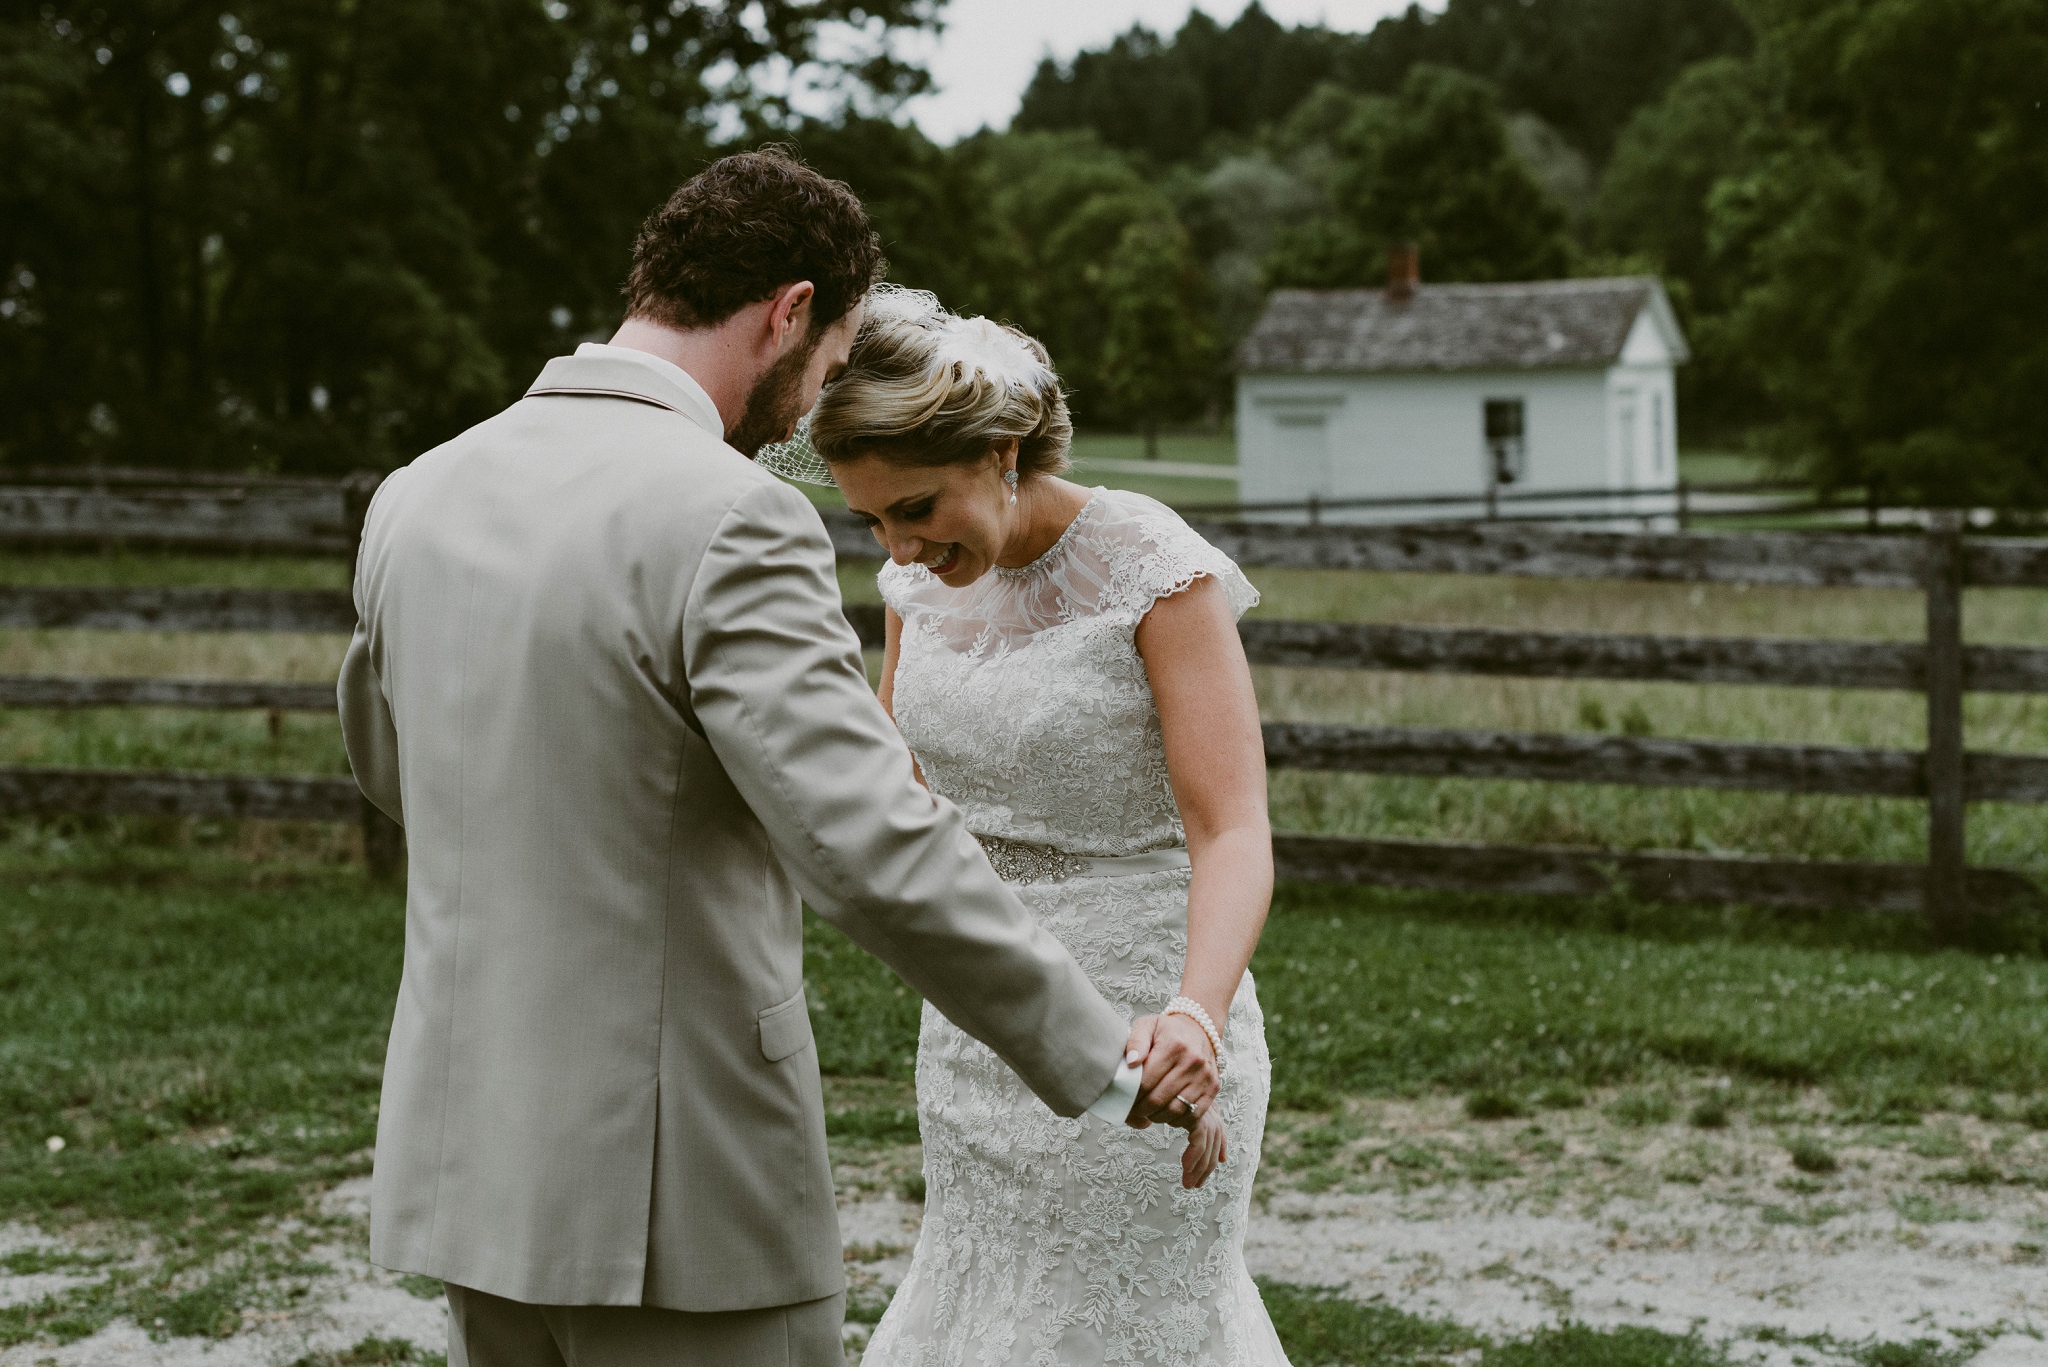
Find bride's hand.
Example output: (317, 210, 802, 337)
(1122, 1014, 1219, 1131)
(1182, 1109, 1227, 1189)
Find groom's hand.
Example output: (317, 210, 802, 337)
(1121, 1014, 1219, 1132)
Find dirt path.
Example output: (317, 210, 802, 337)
(7, 1089, 2046, 1367)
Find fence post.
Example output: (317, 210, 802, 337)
(1307, 493, 1321, 528)
(1923, 509, 1967, 936)
(1676, 478, 1690, 531)
(362, 797, 405, 883)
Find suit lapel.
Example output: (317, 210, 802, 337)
(526, 353, 725, 439)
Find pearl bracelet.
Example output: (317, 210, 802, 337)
(1164, 996, 1225, 1074)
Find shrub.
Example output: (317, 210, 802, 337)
(1465, 1089, 1531, 1120)
(1487, 1322, 1728, 1365)
(1689, 1095, 1731, 1129)
(1608, 1091, 1676, 1127)
(1787, 1136, 1837, 1174)
(1256, 1281, 1481, 1365)
(826, 1106, 921, 1144)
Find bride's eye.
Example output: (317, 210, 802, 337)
(902, 501, 934, 522)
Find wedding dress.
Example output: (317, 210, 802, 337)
(860, 487, 1292, 1367)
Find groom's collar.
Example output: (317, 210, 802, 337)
(525, 343, 725, 439)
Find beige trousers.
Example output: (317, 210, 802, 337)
(444, 1284, 845, 1367)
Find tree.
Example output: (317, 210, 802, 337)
(1017, 0, 1752, 174)
(1594, 56, 1770, 436)
(0, 1, 942, 474)
(950, 130, 1193, 426)
(1016, 4, 1355, 169)
(1712, 0, 2048, 509)
(1266, 66, 1573, 289)
(784, 115, 1000, 318)
(1097, 219, 1215, 456)
(1182, 154, 1321, 354)
(1343, 0, 1752, 163)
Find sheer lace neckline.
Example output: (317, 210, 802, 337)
(994, 486, 1103, 581)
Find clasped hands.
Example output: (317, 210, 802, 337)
(1121, 1012, 1227, 1189)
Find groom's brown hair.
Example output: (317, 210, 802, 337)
(624, 147, 883, 337)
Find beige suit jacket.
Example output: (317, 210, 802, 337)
(338, 349, 1128, 1312)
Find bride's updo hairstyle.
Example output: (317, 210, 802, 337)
(804, 286, 1072, 479)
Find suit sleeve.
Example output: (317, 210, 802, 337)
(338, 492, 404, 826)
(682, 481, 1127, 1117)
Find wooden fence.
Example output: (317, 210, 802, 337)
(1174, 476, 1832, 529)
(0, 473, 2043, 922)
(819, 510, 2048, 928)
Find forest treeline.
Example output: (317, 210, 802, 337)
(2, 0, 2042, 507)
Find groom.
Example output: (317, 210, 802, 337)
(338, 149, 1214, 1367)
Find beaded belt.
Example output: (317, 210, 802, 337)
(974, 834, 1192, 886)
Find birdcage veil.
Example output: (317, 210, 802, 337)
(753, 412, 833, 485)
(753, 284, 1056, 485)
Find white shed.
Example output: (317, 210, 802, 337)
(1233, 274, 1690, 524)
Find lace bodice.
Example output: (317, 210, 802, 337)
(879, 487, 1258, 858)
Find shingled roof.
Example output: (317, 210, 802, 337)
(1236, 276, 1688, 375)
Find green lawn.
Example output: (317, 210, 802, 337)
(1677, 448, 1776, 486)
(8, 845, 2048, 1348)
(814, 883, 2048, 1107)
(1068, 430, 1238, 466)
(0, 844, 397, 1345)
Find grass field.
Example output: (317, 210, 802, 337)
(8, 846, 2048, 1355)
(0, 537, 2042, 1362)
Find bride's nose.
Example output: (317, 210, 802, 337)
(886, 532, 925, 567)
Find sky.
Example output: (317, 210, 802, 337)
(890, 1, 1427, 144)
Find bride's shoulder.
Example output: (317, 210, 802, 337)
(1084, 488, 1260, 621)
(876, 557, 941, 617)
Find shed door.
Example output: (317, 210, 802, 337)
(1267, 414, 1331, 503)
(1615, 389, 1642, 488)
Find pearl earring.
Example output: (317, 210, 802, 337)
(1004, 469, 1019, 505)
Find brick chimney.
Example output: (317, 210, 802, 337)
(1386, 243, 1419, 302)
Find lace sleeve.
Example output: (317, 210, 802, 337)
(876, 558, 927, 619)
(1108, 498, 1260, 624)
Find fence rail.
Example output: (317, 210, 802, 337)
(0, 586, 359, 633)
(0, 472, 2042, 917)
(0, 474, 376, 554)
(0, 676, 337, 710)
(1262, 723, 2048, 802)
(1232, 621, 2048, 693)
(1270, 834, 2042, 916)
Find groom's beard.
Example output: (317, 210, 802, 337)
(728, 339, 816, 458)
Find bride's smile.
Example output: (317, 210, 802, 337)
(836, 439, 1091, 590)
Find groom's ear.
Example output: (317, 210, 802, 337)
(767, 281, 817, 351)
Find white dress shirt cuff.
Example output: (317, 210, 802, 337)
(1084, 1056, 1143, 1125)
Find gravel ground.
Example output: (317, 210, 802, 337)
(7, 1086, 2046, 1367)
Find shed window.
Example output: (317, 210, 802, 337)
(1484, 399, 1526, 485)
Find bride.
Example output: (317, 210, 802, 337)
(763, 288, 1293, 1367)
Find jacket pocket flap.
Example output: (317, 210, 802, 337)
(757, 989, 814, 1063)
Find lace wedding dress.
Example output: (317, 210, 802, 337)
(861, 488, 1292, 1367)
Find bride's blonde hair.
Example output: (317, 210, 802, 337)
(805, 286, 1072, 478)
